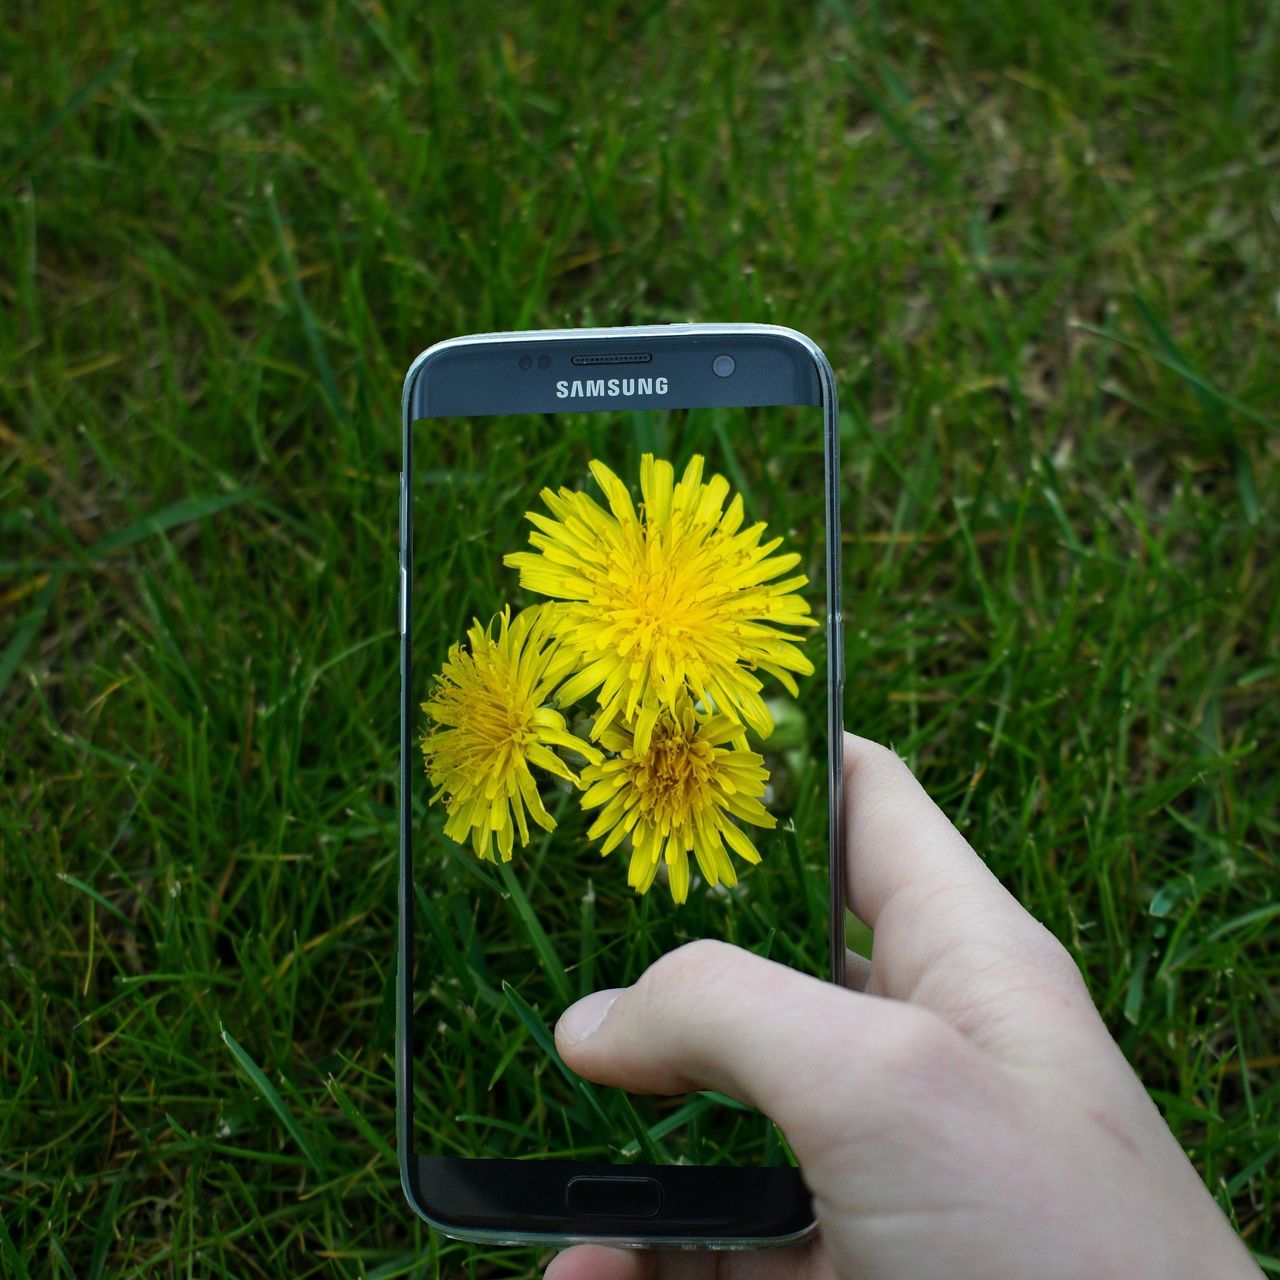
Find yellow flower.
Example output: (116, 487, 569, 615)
(578, 696, 776, 904)
(503, 454, 816, 745)
(421, 606, 601, 862)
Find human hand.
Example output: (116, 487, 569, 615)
(545, 732, 1260, 1280)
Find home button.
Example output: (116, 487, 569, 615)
(566, 1175, 663, 1218)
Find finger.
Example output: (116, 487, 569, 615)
(545, 1245, 651, 1280)
(841, 731, 1020, 931)
(547, 1242, 831, 1280)
(842, 732, 1092, 1032)
(555, 938, 946, 1149)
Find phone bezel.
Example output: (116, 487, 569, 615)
(397, 323, 844, 1248)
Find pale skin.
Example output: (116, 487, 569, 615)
(546, 733, 1261, 1280)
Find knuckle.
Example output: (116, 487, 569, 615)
(1036, 940, 1093, 1007)
(872, 1005, 952, 1071)
(625, 941, 750, 1066)
(1005, 920, 1091, 998)
(642, 938, 738, 994)
(936, 924, 1097, 1045)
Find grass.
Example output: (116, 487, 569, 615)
(1, 0, 1278, 1274)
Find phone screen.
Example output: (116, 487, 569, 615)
(408, 399, 833, 1168)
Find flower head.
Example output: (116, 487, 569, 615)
(421, 606, 601, 862)
(503, 453, 816, 744)
(578, 695, 776, 904)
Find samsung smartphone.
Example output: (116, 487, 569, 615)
(397, 323, 844, 1248)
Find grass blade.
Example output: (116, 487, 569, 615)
(1129, 293, 1221, 421)
(220, 1025, 321, 1174)
(3, 50, 130, 187)
(498, 861, 571, 1007)
(616, 1091, 669, 1165)
(90, 490, 257, 557)
(87, 1172, 127, 1280)
(1072, 319, 1276, 431)
(578, 879, 597, 999)
(0, 570, 62, 700)
(266, 186, 346, 425)
(326, 1074, 396, 1165)
(0, 1206, 29, 1280)
(501, 980, 611, 1130)
(840, 63, 944, 178)
(55, 872, 130, 925)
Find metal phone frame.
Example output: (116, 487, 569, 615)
(397, 322, 844, 1249)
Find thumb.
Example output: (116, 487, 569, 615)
(554, 938, 951, 1155)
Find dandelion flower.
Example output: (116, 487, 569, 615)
(421, 606, 601, 862)
(504, 454, 816, 744)
(578, 695, 776, 904)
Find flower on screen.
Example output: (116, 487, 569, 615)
(578, 695, 775, 905)
(421, 454, 813, 903)
(504, 454, 815, 745)
(420, 605, 600, 863)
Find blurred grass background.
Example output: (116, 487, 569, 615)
(2, 0, 1277, 1275)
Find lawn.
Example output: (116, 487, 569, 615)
(2, 0, 1277, 1276)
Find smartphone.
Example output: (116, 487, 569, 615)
(397, 323, 844, 1248)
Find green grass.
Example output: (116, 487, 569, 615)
(2, 0, 1278, 1275)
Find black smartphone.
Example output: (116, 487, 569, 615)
(397, 323, 844, 1248)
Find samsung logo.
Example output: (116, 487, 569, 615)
(555, 376, 669, 399)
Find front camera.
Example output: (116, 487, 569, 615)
(712, 354, 736, 377)
(518, 356, 533, 370)
(537, 355, 551, 369)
